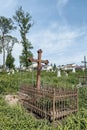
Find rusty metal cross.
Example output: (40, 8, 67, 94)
(28, 49, 49, 90)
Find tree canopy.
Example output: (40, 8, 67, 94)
(0, 16, 16, 70)
(13, 7, 33, 67)
(0, 16, 15, 35)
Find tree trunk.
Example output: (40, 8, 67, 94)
(2, 34, 5, 70)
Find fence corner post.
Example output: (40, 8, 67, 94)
(53, 88, 56, 124)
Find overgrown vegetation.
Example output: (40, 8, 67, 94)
(0, 70, 87, 129)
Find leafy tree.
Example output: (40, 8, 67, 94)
(13, 6, 33, 68)
(5, 35, 18, 69)
(4, 35, 18, 54)
(53, 63, 57, 71)
(0, 16, 15, 70)
(0, 35, 18, 70)
(6, 51, 15, 69)
(0, 36, 2, 53)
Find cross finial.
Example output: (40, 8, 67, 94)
(37, 49, 42, 53)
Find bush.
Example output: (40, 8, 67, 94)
(0, 75, 19, 94)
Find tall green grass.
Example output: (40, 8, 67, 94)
(0, 70, 87, 129)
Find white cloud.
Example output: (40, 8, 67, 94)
(1, 23, 87, 66)
(57, 0, 69, 16)
(12, 43, 23, 67)
(30, 25, 78, 54)
(57, 0, 69, 8)
(29, 23, 87, 65)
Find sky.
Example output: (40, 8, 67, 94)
(0, 0, 87, 67)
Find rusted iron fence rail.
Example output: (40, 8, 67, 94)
(18, 84, 78, 121)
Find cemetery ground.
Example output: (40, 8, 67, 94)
(0, 70, 87, 130)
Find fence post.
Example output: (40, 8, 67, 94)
(76, 88, 78, 111)
(53, 88, 56, 124)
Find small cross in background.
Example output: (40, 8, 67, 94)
(82, 56, 87, 75)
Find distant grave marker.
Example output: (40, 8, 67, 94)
(78, 56, 87, 86)
(57, 69, 61, 77)
(82, 56, 87, 75)
(72, 68, 76, 73)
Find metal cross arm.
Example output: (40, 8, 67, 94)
(41, 60, 49, 65)
(29, 58, 49, 65)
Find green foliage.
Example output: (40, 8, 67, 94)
(0, 16, 16, 70)
(40, 71, 78, 88)
(0, 95, 87, 130)
(0, 70, 87, 129)
(53, 63, 57, 71)
(13, 6, 33, 67)
(63, 108, 87, 130)
(0, 16, 15, 34)
(6, 52, 15, 69)
(4, 35, 18, 53)
(0, 96, 53, 130)
(79, 87, 87, 109)
(39, 97, 51, 110)
(0, 74, 19, 94)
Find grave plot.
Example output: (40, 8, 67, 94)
(18, 85, 78, 121)
(18, 49, 78, 121)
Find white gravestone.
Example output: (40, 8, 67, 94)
(72, 68, 76, 73)
(57, 69, 61, 77)
(8, 72, 10, 75)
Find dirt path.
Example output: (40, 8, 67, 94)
(5, 94, 19, 106)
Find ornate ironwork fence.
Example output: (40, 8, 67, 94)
(18, 84, 78, 121)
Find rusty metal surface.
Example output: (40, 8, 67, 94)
(18, 85, 78, 121)
(28, 49, 49, 90)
